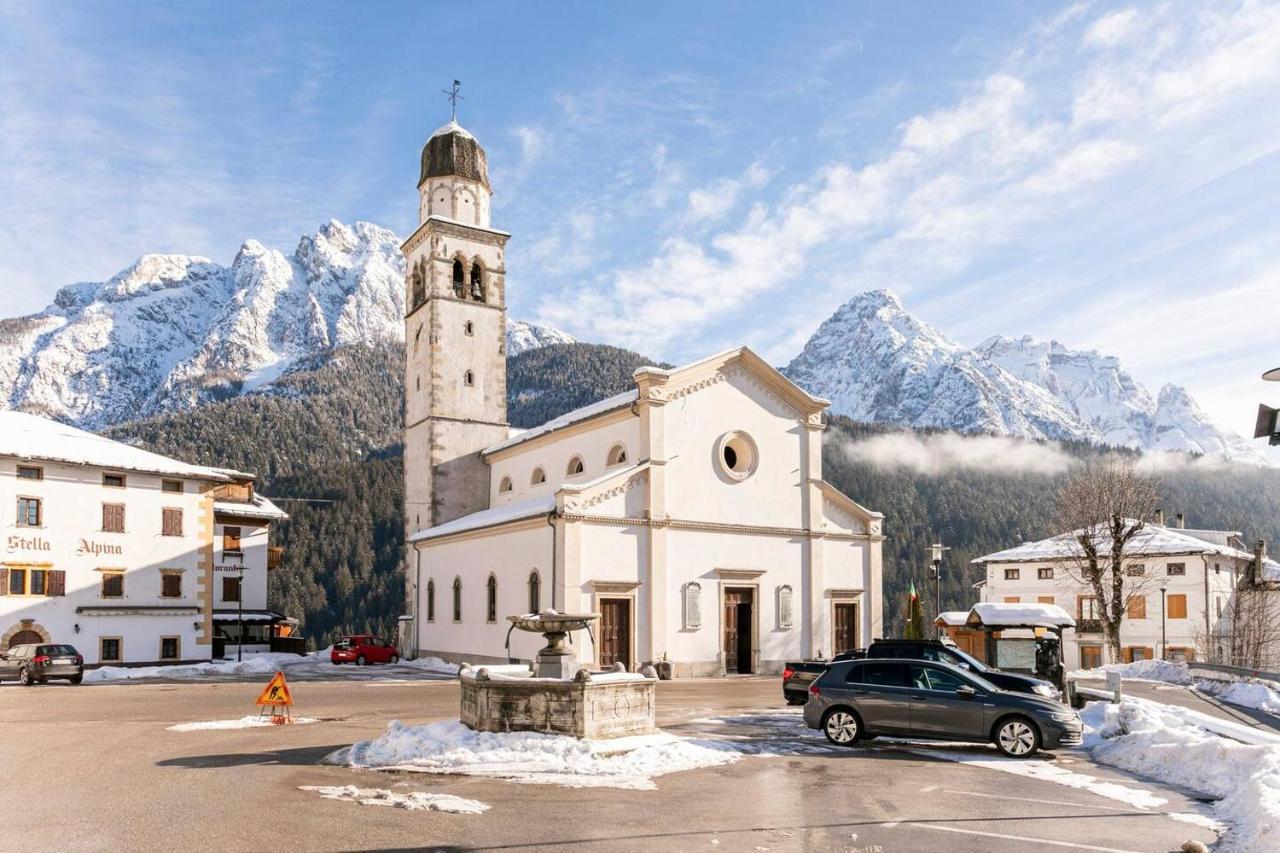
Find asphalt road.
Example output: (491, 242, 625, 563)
(1, 674, 1219, 852)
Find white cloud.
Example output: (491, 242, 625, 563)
(511, 125, 547, 167)
(1083, 8, 1140, 48)
(838, 431, 1077, 476)
(685, 162, 770, 223)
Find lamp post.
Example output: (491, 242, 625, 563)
(1159, 578, 1169, 661)
(930, 543, 949, 638)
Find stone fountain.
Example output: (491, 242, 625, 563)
(458, 610, 658, 739)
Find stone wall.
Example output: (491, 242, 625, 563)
(460, 667, 656, 739)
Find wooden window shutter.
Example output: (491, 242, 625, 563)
(162, 508, 183, 536)
(0, 568, 7, 596)
(1167, 594, 1188, 619)
(48, 570, 66, 597)
(103, 503, 125, 533)
(1126, 596, 1146, 619)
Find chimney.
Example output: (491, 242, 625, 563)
(1254, 539, 1267, 586)
(1154, 509, 1165, 526)
(1175, 512, 1185, 529)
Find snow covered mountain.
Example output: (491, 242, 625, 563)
(0, 220, 572, 429)
(506, 320, 576, 356)
(784, 290, 1268, 465)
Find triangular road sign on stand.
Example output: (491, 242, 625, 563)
(255, 671, 293, 706)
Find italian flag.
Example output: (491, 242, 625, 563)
(908, 580, 918, 601)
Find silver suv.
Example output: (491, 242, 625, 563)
(803, 658, 1081, 758)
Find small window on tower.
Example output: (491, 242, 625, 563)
(464, 370, 474, 387)
(465, 321, 474, 336)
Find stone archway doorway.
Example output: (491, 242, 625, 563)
(7, 629, 42, 648)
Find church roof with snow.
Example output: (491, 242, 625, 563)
(420, 120, 490, 189)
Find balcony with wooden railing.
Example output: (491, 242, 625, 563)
(267, 546, 284, 570)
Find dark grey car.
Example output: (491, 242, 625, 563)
(803, 658, 1081, 757)
(0, 644, 84, 685)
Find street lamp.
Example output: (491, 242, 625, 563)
(1159, 578, 1169, 661)
(930, 543, 949, 638)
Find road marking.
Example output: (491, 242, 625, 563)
(919, 785, 939, 792)
(879, 821, 900, 829)
(902, 823, 1145, 853)
(941, 788, 1131, 812)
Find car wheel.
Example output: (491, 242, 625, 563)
(822, 709, 862, 746)
(994, 716, 1041, 758)
(389, 654, 400, 664)
(19, 668, 33, 687)
(69, 674, 83, 685)
(356, 655, 367, 666)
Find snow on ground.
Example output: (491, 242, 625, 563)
(1081, 698, 1280, 851)
(299, 785, 489, 814)
(324, 720, 740, 790)
(84, 651, 458, 683)
(1197, 679, 1280, 716)
(1069, 659, 1193, 684)
(167, 715, 318, 731)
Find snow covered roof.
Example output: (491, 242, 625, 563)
(429, 119, 475, 141)
(967, 602, 1076, 629)
(935, 610, 970, 627)
(483, 390, 639, 457)
(0, 411, 244, 482)
(973, 521, 1268, 568)
(409, 494, 556, 544)
(214, 494, 288, 522)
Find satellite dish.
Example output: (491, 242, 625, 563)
(1265, 367, 1280, 381)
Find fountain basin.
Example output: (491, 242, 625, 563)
(460, 665, 657, 739)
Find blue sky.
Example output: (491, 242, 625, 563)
(2, 1, 1279, 436)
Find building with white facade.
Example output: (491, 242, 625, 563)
(401, 120, 884, 676)
(0, 411, 290, 665)
(974, 516, 1277, 669)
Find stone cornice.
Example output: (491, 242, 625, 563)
(401, 216, 510, 255)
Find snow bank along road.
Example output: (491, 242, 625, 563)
(2, 677, 1218, 853)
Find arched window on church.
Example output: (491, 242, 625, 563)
(531, 467, 546, 485)
(486, 574, 498, 623)
(607, 443, 628, 467)
(426, 579, 435, 622)
(410, 266, 425, 308)
(528, 571, 541, 615)
(453, 259, 466, 299)
(470, 262, 485, 302)
(453, 577, 462, 622)
(566, 456, 585, 477)
(498, 476, 512, 493)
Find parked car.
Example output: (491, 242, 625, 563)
(862, 639, 1061, 700)
(0, 643, 84, 685)
(804, 658, 1081, 757)
(330, 635, 399, 666)
(782, 650, 862, 705)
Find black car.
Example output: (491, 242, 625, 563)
(804, 658, 1081, 757)
(0, 644, 84, 685)
(863, 639, 1061, 701)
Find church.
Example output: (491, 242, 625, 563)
(401, 114, 884, 677)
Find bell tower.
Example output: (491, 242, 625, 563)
(403, 113, 510, 541)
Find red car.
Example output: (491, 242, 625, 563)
(330, 635, 399, 666)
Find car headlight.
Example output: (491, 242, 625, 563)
(1031, 684, 1058, 698)
(1049, 711, 1078, 723)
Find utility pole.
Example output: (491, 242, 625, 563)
(930, 542, 950, 638)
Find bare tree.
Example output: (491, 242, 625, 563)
(1224, 544, 1280, 669)
(1055, 458, 1162, 664)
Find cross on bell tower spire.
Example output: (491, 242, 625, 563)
(442, 79, 464, 122)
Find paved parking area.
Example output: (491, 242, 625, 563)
(2, 675, 1219, 852)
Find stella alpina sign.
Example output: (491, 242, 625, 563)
(75, 539, 123, 557)
(6, 534, 52, 554)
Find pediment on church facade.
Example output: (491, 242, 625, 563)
(633, 346, 829, 420)
(816, 479, 883, 536)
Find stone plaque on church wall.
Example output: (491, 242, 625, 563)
(778, 585, 794, 630)
(683, 582, 702, 630)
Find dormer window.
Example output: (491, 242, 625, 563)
(531, 467, 546, 485)
(607, 444, 628, 467)
(453, 259, 465, 299)
(567, 456, 585, 476)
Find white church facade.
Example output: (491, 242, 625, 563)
(402, 118, 884, 676)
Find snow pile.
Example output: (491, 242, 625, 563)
(1199, 680, 1280, 716)
(324, 720, 738, 790)
(1069, 659, 1192, 684)
(299, 785, 489, 814)
(168, 715, 318, 731)
(85, 652, 458, 682)
(1081, 699, 1280, 851)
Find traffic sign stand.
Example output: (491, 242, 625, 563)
(255, 671, 295, 725)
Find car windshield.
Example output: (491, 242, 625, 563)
(335, 640, 352, 649)
(39, 645, 77, 656)
(944, 646, 990, 672)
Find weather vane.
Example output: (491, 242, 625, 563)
(442, 79, 464, 122)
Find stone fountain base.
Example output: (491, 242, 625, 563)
(460, 665, 657, 739)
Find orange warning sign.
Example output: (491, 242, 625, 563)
(255, 671, 293, 706)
